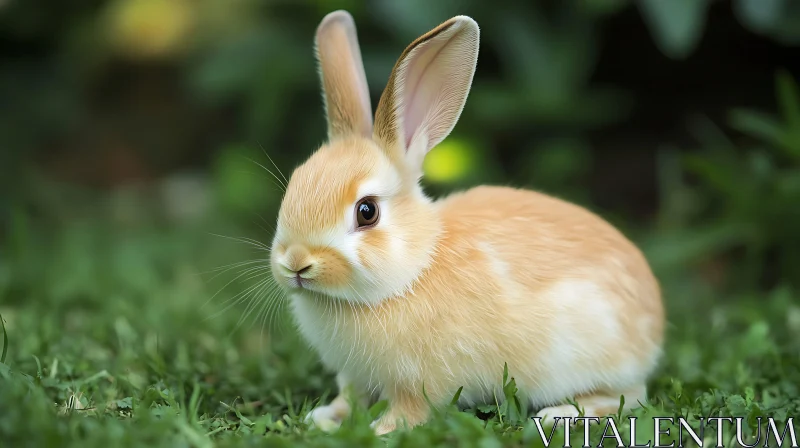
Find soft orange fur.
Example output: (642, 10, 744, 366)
(269, 10, 665, 436)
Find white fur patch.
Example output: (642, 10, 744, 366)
(477, 241, 511, 279)
(523, 280, 636, 406)
(535, 404, 581, 427)
(356, 172, 401, 201)
(338, 232, 361, 266)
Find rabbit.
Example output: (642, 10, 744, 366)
(268, 9, 665, 436)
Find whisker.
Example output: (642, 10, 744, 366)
(257, 284, 287, 349)
(250, 211, 278, 239)
(214, 268, 273, 307)
(244, 156, 287, 192)
(266, 292, 288, 335)
(208, 233, 271, 252)
(206, 265, 271, 304)
(247, 280, 280, 330)
(200, 259, 265, 279)
(226, 277, 273, 326)
(228, 167, 285, 193)
(232, 278, 273, 334)
(199, 264, 271, 310)
(258, 142, 289, 186)
(202, 271, 272, 322)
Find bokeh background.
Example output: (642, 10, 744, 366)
(1, 0, 800, 444)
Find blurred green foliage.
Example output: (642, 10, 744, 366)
(643, 70, 800, 292)
(1, 0, 800, 445)
(2, 0, 798, 198)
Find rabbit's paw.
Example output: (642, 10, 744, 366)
(370, 418, 396, 436)
(305, 405, 344, 432)
(534, 404, 581, 427)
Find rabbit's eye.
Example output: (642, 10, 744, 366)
(355, 198, 380, 229)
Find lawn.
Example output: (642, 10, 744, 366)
(1, 184, 799, 448)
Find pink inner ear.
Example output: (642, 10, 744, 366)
(401, 33, 457, 150)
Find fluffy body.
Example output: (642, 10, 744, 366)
(272, 138, 664, 434)
(269, 10, 665, 435)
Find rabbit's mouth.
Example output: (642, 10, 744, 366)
(294, 274, 309, 289)
(288, 273, 325, 293)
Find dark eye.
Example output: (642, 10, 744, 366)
(355, 198, 379, 228)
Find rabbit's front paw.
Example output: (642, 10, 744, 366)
(370, 392, 430, 436)
(370, 418, 396, 436)
(305, 405, 344, 432)
(534, 404, 581, 427)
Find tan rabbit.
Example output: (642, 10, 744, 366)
(269, 10, 665, 435)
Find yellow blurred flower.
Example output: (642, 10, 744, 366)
(106, 0, 195, 59)
(423, 138, 477, 183)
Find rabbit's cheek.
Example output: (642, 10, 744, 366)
(314, 246, 353, 288)
(357, 228, 389, 269)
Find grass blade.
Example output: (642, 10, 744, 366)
(0, 314, 7, 363)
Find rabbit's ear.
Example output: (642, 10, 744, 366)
(373, 16, 479, 176)
(315, 10, 373, 140)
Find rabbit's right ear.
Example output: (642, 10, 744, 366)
(372, 16, 479, 178)
(315, 10, 373, 140)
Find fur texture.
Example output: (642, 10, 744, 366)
(269, 10, 665, 436)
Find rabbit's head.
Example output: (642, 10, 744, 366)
(270, 11, 479, 304)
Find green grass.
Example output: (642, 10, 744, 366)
(1, 203, 799, 448)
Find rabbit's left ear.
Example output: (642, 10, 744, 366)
(315, 10, 373, 140)
(373, 16, 479, 177)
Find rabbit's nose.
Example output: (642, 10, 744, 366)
(283, 262, 313, 277)
(280, 244, 314, 275)
(294, 264, 312, 275)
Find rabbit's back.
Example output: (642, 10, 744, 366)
(435, 185, 662, 324)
